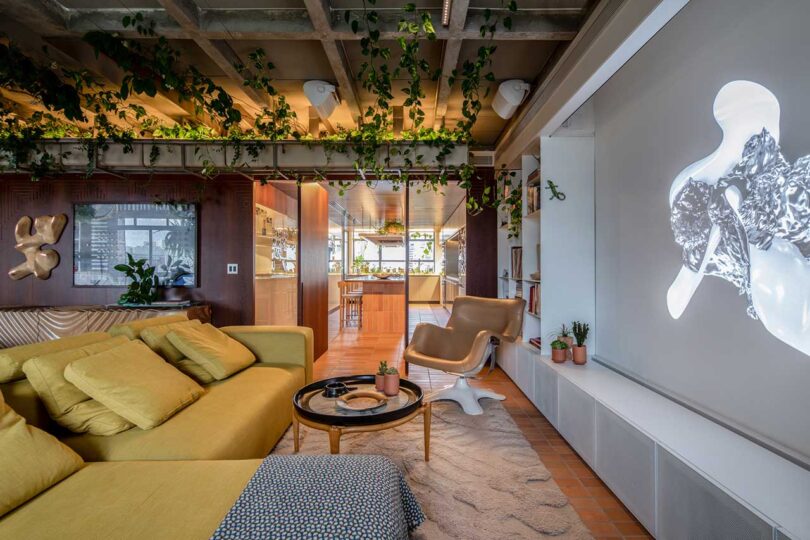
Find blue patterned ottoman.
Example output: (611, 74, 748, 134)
(211, 455, 424, 539)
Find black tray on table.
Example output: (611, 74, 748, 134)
(293, 375, 424, 427)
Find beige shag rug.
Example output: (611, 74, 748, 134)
(273, 400, 591, 539)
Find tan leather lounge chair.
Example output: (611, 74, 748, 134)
(404, 296, 525, 415)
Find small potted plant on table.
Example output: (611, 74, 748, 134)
(550, 339, 568, 363)
(376, 361, 387, 391)
(558, 324, 574, 361)
(571, 321, 590, 365)
(383, 366, 400, 397)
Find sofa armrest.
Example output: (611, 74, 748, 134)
(220, 326, 314, 383)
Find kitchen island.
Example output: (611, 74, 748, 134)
(340, 278, 405, 333)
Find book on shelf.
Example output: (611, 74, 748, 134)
(527, 168, 540, 186)
(526, 184, 541, 215)
(528, 337, 542, 350)
(526, 284, 540, 316)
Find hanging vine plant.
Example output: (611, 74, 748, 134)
(0, 4, 523, 214)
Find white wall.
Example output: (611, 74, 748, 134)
(540, 134, 595, 354)
(592, 0, 810, 465)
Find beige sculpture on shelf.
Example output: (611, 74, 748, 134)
(8, 214, 68, 280)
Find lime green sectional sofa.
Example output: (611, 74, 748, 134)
(0, 315, 314, 461)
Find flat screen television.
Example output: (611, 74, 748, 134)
(73, 203, 198, 287)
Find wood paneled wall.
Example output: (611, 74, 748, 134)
(0, 175, 254, 326)
(465, 168, 498, 298)
(298, 183, 329, 359)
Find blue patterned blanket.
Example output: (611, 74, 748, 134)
(211, 455, 424, 540)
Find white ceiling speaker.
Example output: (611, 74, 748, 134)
(492, 79, 531, 119)
(303, 80, 339, 119)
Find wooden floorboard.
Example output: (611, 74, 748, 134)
(316, 304, 652, 539)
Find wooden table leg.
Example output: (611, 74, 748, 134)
(292, 410, 300, 453)
(423, 402, 432, 462)
(329, 426, 341, 454)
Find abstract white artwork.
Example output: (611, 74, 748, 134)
(667, 80, 810, 356)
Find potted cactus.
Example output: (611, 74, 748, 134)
(557, 324, 574, 361)
(375, 361, 387, 392)
(383, 366, 400, 396)
(571, 321, 590, 365)
(550, 340, 568, 363)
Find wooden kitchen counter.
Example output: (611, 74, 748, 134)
(340, 279, 405, 333)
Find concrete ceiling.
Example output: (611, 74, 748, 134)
(0, 0, 598, 146)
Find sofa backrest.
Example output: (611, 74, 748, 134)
(108, 314, 189, 340)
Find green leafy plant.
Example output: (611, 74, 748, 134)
(385, 366, 399, 375)
(572, 321, 589, 347)
(377, 360, 388, 375)
(157, 255, 190, 287)
(498, 165, 521, 238)
(550, 339, 568, 350)
(114, 253, 159, 305)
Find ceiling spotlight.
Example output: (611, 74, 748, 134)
(442, 0, 452, 26)
(303, 80, 339, 120)
(492, 79, 531, 119)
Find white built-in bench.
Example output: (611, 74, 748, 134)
(497, 341, 810, 539)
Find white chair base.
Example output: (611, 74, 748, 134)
(427, 376, 505, 415)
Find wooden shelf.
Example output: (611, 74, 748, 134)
(526, 311, 541, 320)
(525, 209, 541, 219)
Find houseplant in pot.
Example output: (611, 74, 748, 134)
(550, 340, 568, 363)
(383, 366, 400, 397)
(558, 324, 574, 361)
(571, 321, 590, 365)
(114, 253, 159, 306)
(375, 361, 387, 392)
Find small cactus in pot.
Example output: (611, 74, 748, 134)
(571, 321, 590, 365)
(375, 361, 387, 391)
(383, 366, 400, 397)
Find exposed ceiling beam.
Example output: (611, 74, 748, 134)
(157, 0, 268, 113)
(303, 0, 362, 125)
(431, 0, 469, 129)
(62, 9, 578, 41)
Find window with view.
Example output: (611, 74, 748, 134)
(74, 203, 197, 287)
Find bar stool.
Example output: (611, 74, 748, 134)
(339, 281, 364, 329)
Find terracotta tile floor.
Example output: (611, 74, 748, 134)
(316, 304, 652, 539)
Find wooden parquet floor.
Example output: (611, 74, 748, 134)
(315, 304, 652, 539)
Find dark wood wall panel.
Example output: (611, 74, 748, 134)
(465, 168, 498, 298)
(298, 183, 329, 359)
(0, 175, 254, 326)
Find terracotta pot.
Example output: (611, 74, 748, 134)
(572, 345, 587, 365)
(551, 348, 567, 363)
(559, 335, 574, 361)
(383, 373, 400, 396)
(375, 374, 385, 392)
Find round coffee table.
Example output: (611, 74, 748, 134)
(292, 375, 431, 461)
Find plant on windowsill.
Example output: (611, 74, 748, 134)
(114, 253, 159, 306)
(376, 361, 388, 391)
(571, 321, 589, 365)
(550, 339, 568, 363)
(383, 366, 400, 397)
